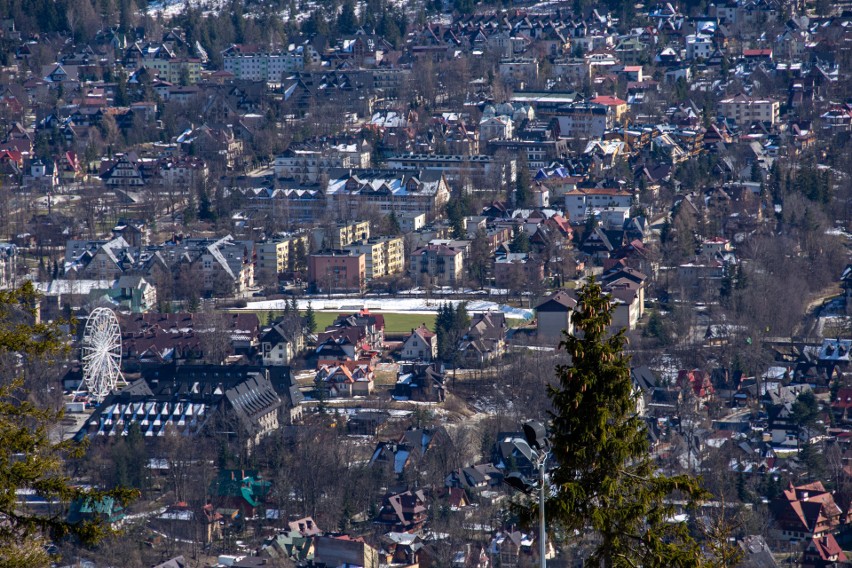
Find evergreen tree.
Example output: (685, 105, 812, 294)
(544, 278, 715, 567)
(467, 228, 490, 287)
(386, 211, 401, 236)
(445, 195, 469, 239)
(509, 228, 530, 253)
(0, 283, 137, 564)
(337, 0, 358, 35)
(515, 155, 531, 207)
(305, 301, 317, 334)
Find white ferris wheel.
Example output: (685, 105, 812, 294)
(78, 307, 124, 404)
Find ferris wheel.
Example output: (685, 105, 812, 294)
(78, 307, 124, 404)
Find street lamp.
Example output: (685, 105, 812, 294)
(504, 420, 549, 568)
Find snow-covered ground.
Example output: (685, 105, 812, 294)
(244, 297, 534, 320)
(146, 0, 228, 17)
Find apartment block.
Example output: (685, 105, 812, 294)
(346, 237, 405, 281)
(719, 95, 780, 126)
(313, 221, 371, 251)
(308, 250, 366, 293)
(256, 232, 311, 282)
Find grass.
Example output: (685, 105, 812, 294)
(310, 311, 436, 334)
(247, 310, 437, 334)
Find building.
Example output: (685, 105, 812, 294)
(385, 154, 516, 192)
(494, 253, 544, 289)
(771, 482, 844, 542)
(346, 237, 405, 281)
(719, 95, 780, 126)
(308, 250, 366, 293)
(260, 318, 305, 366)
(312, 221, 371, 251)
(458, 312, 508, 365)
(142, 55, 202, 84)
(564, 187, 634, 221)
(401, 324, 438, 361)
(479, 116, 514, 141)
(274, 144, 371, 183)
(255, 232, 310, 283)
(315, 362, 374, 397)
(325, 169, 451, 222)
(409, 244, 464, 288)
(588, 96, 629, 121)
(314, 536, 379, 568)
(535, 290, 576, 343)
(222, 46, 305, 81)
(77, 366, 294, 450)
(553, 102, 614, 140)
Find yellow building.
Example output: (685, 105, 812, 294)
(314, 221, 371, 250)
(256, 232, 311, 282)
(347, 237, 404, 280)
(143, 57, 202, 84)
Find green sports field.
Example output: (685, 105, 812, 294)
(247, 310, 437, 334)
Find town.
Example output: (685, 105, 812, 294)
(0, 0, 851, 564)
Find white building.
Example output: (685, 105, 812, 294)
(564, 188, 634, 221)
(719, 95, 780, 126)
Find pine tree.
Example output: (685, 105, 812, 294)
(515, 154, 531, 207)
(305, 301, 317, 334)
(509, 228, 530, 253)
(337, 0, 358, 35)
(545, 278, 715, 567)
(0, 283, 137, 564)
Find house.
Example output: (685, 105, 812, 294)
(802, 534, 847, 568)
(458, 312, 508, 365)
(315, 362, 374, 397)
(381, 532, 425, 566)
(326, 309, 385, 351)
(67, 495, 125, 532)
(260, 317, 305, 366)
(771, 482, 844, 542)
(677, 369, 715, 401)
(488, 530, 537, 568)
(259, 530, 314, 564)
(314, 535, 380, 568)
(409, 243, 465, 288)
(737, 535, 778, 568)
(371, 428, 443, 475)
(832, 386, 852, 425)
(445, 463, 504, 494)
(112, 274, 156, 312)
(393, 362, 445, 402)
(401, 324, 438, 361)
(494, 253, 544, 289)
(212, 469, 271, 521)
(535, 290, 576, 343)
(375, 489, 429, 532)
(325, 168, 451, 222)
(149, 503, 222, 545)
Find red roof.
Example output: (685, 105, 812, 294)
(811, 534, 846, 562)
(743, 48, 772, 57)
(590, 95, 627, 106)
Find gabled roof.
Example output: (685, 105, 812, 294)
(535, 290, 577, 312)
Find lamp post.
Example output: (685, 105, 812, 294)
(505, 420, 550, 568)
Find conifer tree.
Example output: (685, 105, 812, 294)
(0, 283, 137, 565)
(304, 301, 317, 334)
(545, 278, 714, 567)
